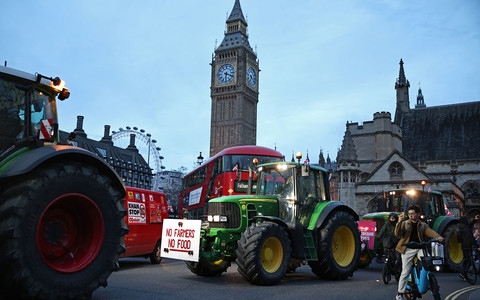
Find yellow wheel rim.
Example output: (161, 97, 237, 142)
(332, 225, 355, 267)
(448, 235, 463, 264)
(208, 257, 225, 266)
(261, 237, 283, 273)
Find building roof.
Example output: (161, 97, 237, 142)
(59, 130, 151, 173)
(401, 101, 480, 162)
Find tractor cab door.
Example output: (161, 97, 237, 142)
(296, 169, 327, 227)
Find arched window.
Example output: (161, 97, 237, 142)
(389, 162, 404, 179)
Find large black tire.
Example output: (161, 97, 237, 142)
(185, 257, 231, 276)
(442, 224, 463, 272)
(0, 161, 128, 300)
(429, 273, 441, 300)
(236, 222, 291, 285)
(150, 240, 162, 264)
(308, 211, 361, 280)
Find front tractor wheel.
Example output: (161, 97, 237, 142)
(236, 222, 291, 285)
(309, 211, 360, 280)
(186, 257, 231, 276)
(0, 161, 127, 300)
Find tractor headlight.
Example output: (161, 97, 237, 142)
(208, 215, 228, 222)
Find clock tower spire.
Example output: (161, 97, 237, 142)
(209, 0, 259, 157)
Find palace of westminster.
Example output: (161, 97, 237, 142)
(63, 0, 480, 217)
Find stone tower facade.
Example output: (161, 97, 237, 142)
(209, 0, 259, 157)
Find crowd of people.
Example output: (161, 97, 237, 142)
(375, 206, 480, 300)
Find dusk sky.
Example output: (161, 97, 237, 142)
(2, 0, 479, 173)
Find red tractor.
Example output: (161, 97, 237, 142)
(0, 65, 128, 299)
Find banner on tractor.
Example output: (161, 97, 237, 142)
(160, 219, 201, 262)
(358, 221, 376, 250)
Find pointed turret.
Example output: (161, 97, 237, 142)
(216, 0, 254, 53)
(319, 149, 325, 168)
(394, 59, 410, 124)
(336, 126, 358, 164)
(415, 86, 426, 108)
(227, 0, 247, 24)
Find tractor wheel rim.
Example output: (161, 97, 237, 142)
(261, 237, 283, 273)
(36, 193, 105, 273)
(449, 235, 463, 264)
(332, 225, 355, 267)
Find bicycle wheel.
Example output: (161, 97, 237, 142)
(429, 273, 441, 300)
(382, 263, 391, 284)
(464, 257, 477, 285)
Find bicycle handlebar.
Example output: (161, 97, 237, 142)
(402, 239, 442, 249)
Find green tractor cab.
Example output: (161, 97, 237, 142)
(186, 159, 361, 285)
(360, 188, 461, 271)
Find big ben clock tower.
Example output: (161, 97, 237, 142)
(209, 0, 259, 157)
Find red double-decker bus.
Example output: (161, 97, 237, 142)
(178, 145, 284, 219)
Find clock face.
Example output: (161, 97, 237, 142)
(247, 67, 256, 87)
(217, 64, 235, 84)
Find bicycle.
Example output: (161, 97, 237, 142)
(462, 247, 480, 285)
(402, 239, 443, 300)
(382, 247, 401, 284)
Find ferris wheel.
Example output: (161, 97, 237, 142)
(111, 126, 164, 191)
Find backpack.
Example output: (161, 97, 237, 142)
(455, 223, 465, 243)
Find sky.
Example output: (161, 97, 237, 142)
(2, 0, 479, 173)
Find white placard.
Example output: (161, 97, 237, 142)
(189, 187, 202, 206)
(160, 219, 201, 262)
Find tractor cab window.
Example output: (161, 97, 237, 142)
(0, 78, 26, 151)
(257, 164, 296, 223)
(30, 91, 54, 139)
(0, 77, 56, 152)
(297, 170, 327, 226)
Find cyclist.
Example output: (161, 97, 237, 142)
(377, 212, 400, 265)
(459, 215, 479, 280)
(394, 205, 444, 300)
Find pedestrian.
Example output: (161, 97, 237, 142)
(394, 205, 444, 300)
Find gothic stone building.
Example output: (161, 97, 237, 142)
(59, 116, 155, 190)
(209, 0, 259, 157)
(334, 59, 480, 217)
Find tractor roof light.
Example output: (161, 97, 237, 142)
(35, 73, 70, 100)
(276, 164, 288, 171)
(295, 152, 302, 161)
(406, 189, 416, 196)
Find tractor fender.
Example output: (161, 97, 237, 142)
(0, 145, 125, 196)
(312, 201, 359, 230)
(253, 215, 289, 228)
(252, 216, 305, 259)
(432, 215, 458, 235)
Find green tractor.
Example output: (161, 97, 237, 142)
(360, 188, 461, 271)
(186, 160, 361, 284)
(0, 66, 128, 299)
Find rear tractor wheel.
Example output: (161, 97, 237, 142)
(0, 161, 127, 300)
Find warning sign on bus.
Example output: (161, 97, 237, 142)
(127, 202, 146, 224)
(160, 219, 201, 262)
